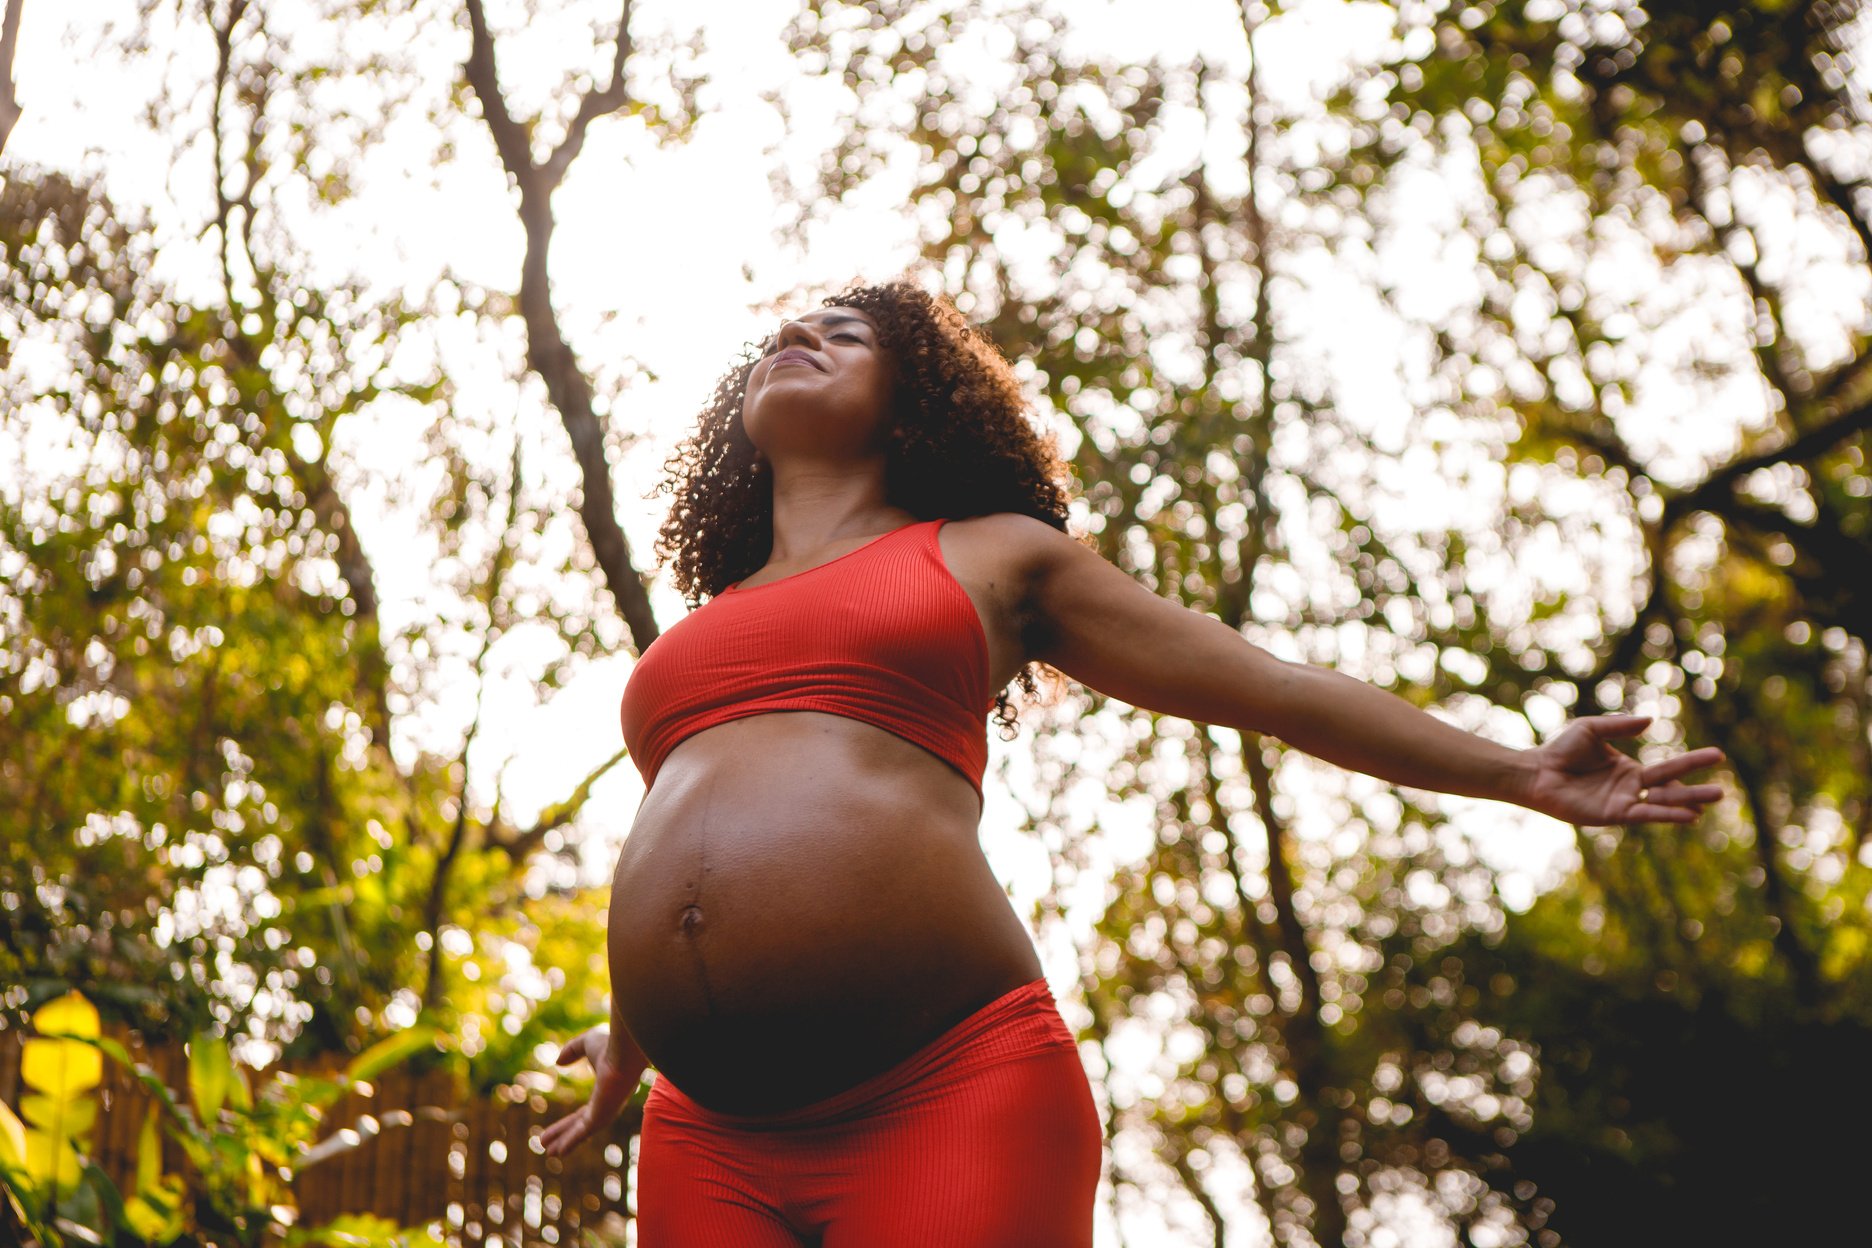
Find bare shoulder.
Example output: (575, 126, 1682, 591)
(949, 514, 1287, 725)
(934, 513, 1082, 652)
(940, 513, 1283, 724)
(939, 512, 1084, 593)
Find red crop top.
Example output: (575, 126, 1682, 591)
(618, 519, 994, 796)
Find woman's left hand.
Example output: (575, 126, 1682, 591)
(1519, 714, 1725, 825)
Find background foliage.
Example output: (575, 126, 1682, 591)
(3, 1, 1868, 1244)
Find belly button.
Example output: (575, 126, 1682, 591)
(678, 904, 705, 936)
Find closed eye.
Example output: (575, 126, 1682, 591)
(758, 329, 869, 355)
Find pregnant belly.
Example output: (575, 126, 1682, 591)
(606, 713, 1043, 1115)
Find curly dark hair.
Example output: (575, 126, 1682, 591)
(653, 277, 1072, 735)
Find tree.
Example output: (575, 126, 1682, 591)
(786, 0, 1870, 1242)
(0, 0, 697, 1078)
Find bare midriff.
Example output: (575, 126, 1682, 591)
(607, 709, 1044, 1116)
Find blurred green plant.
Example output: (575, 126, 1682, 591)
(0, 990, 440, 1247)
(0, 155, 617, 1078)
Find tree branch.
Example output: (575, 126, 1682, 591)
(422, 439, 522, 1009)
(206, 0, 250, 306)
(486, 744, 630, 861)
(421, 603, 501, 1010)
(1169, 1148, 1230, 1248)
(1716, 688, 1823, 1009)
(287, 444, 394, 747)
(1660, 398, 1872, 529)
(1584, 398, 1872, 708)
(1812, 341, 1872, 411)
(542, 0, 634, 187)
(1580, 528, 1669, 713)
(0, 0, 23, 157)
(461, 0, 535, 184)
(460, 0, 661, 653)
(1682, 142, 1804, 407)
(1242, 733, 1350, 1248)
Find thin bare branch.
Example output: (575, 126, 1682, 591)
(281, 438, 393, 745)
(1683, 143, 1805, 408)
(487, 744, 631, 861)
(459, 0, 661, 653)
(1170, 1148, 1231, 1248)
(461, 0, 535, 184)
(1580, 527, 1670, 711)
(421, 443, 525, 1009)
(1812, 341, 1872, 410)
(542, 0, 634, 187)
(206, 0, 249, 305)
(0, 0, 22, 156)
(1661, 398, 1872, 528)
(1718, 690, 1824, 1009)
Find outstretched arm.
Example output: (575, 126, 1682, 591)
(1007, 516, 1722, 825)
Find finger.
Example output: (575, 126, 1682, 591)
(1629, 802, 1698, 824)
(1583, 714, 1651, 739)
(1627, 788, 1706, 820)
(1643, 780, 1724, 807)
(539, 1105, 580, 1146)
(546, 1128, 584, 1159)
(541, 1107, 587, 1157)
(1640, 748, 1726, 786)
(555, 1033, 590, 1067)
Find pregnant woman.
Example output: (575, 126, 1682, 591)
(538, 279, 1723, 1246)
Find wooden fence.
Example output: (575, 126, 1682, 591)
(0, 1031, 643, 1246)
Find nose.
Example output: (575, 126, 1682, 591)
(774, 318, 823, 351)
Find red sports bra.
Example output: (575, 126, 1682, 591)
(618, 519, 994, 796)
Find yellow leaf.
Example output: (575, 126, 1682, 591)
(137, 1107, 163, 1195)
(24, 1129, 83, 1196)
(21, 1093, 96, 1139)
(124, 1180, 187, 1245)
(32, 992, 99, 1041)
(123, 1196, 170, 1239)
(0, 1099, 26, 1169)
(20, 1035, 102, 1100)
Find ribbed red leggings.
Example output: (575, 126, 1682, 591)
(636, 979, 1102, 1247)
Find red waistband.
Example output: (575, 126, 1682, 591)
(648, 978, 1074, 1132)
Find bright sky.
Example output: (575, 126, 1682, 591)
(2, 1, 1752, 1242)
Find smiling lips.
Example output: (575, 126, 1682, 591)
(769, 348, 824, 372)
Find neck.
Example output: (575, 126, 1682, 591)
(765, 455, 910, 561)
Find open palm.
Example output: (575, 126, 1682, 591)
(540, 1026, 650, 1158)
(1521, 714, 1725, 825)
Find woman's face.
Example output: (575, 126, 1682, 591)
(740, 307, 894, 461)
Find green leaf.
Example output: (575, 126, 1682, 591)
(81, 1160, 132, 1242)
(229, 1063, 253, 1113)
(90, 1036, 137, 1069)
(135, 1107, 162, 1196)
(187, 1033, 239, 1124)
(343, 1026, 438, 1083)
